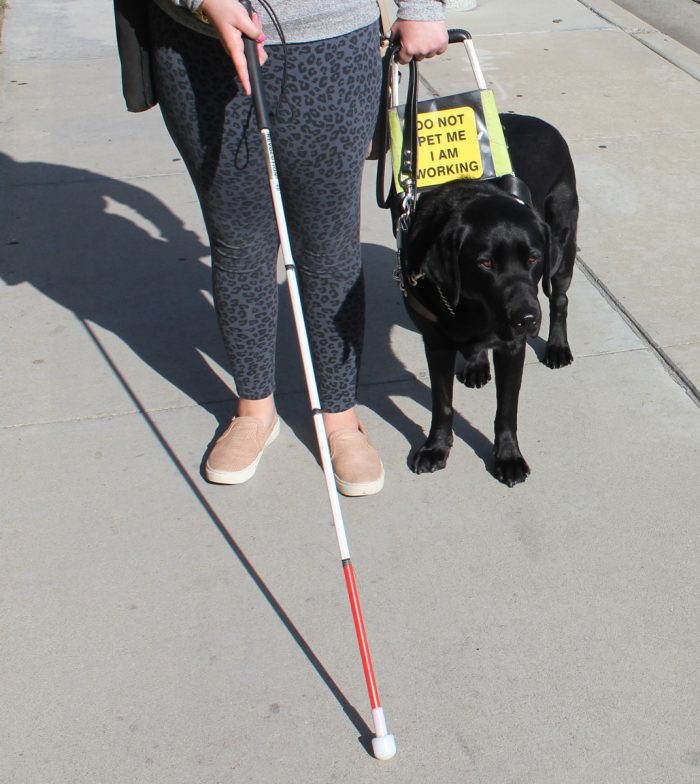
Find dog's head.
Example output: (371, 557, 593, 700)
(406, 183, 553, 340)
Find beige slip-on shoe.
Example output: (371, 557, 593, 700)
(328, 421, 385, 497)
(205, 416, 280, 485)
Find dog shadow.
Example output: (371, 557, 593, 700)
(359, 242, 496, 474)
(268, 241, 498, 475)
(527, 334, 548, 363)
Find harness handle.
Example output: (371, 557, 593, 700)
(375, 30, 473, 213)
(375, 39, 402, 211)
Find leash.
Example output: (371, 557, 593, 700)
(376, 38, 457, 323)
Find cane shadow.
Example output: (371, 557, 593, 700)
(359, 242, 495, 473)
(0, 152, 241, 421)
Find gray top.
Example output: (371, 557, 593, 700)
(155, 0, 445, 45)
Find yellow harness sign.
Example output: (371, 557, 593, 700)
(416, 105, 483, 188)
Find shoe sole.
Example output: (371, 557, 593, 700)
(334, 465, 385, 497)
(205, 418, 280, 485)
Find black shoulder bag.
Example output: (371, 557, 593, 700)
(114, 0, 157, 112)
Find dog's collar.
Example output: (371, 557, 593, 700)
(496, 173, 533, 209)
(405, 289, 442, 323)
(394, 264, 454, 323)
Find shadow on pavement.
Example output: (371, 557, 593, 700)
(361, 241, 494, 473)
(0, 152, 493, 475)
(0, 151, 374, 750)
(0, 152, 237, 419)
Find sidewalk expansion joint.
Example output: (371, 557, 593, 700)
(575, 254, 700, 406)
(567, 129, 697, 143)
(0, 403, 206, 431)
(464, 27, 623, 38)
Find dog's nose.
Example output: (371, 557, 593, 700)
(512, 311, 540, 336)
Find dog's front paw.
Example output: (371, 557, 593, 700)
(543, 342, 573, 369)
(494, 455, 531, 487)
(410, 441, 452, 474)
(457, 357, 491, 388)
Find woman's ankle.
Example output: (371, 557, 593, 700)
(323, 407, 360, 435)
(236, 395, 277, 428)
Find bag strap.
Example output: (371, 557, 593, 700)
(376, 0, 392, 41)
(114, 0, 157, 112)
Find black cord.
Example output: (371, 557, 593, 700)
(234, 101, 255, 170)
(254, 0, 292, 120)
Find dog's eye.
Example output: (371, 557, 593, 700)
(479, 259, 493, 270)
(527, 255, 539, 266)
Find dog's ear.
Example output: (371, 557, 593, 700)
(407, 219, 466, 309)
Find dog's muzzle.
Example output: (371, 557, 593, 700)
(509, 302, 541, 336)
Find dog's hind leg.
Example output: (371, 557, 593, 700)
(457, 348, 491, 388)
(544, 232, 575, 368)
(544, 184, 578, 369)
(410, 343, 457, 474)
(493, 343, 530, 486)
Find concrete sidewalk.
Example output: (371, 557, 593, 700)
(1, 1, 699, 782)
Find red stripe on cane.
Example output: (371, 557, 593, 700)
(343, 561, 381, 710)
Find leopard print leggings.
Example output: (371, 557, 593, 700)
(149, 5, 382, 412)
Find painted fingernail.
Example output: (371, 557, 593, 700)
(257, 33, 267, 43)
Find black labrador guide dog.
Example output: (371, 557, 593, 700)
(403, 114, 578, 486)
